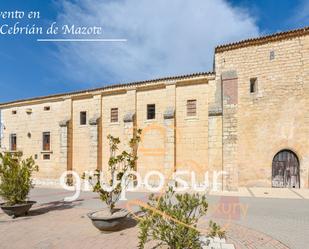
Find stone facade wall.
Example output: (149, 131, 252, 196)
(176, 82, 209, 184)
(1, 31, 309, 189)
(101, 91, 134, 178)
(207, 78, 223, 189)
(136, 87, 166, 184)
(0, 77, 211, 186)
(72, 97, 100, 175)
(215, 35, 309, 188)
(221, 74, 238, 190)
(208, 115, 222, 185)
(0, 100, 71, 179)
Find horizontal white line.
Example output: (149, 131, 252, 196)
(37, 39, 127, 42)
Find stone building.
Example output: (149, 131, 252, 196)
(1, 27, 309, 189)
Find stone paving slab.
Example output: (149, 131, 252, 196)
(0, 200, 290, 249)
(210, 187, 252, 197)
(290, 188, 309, 199)
(33, 183, 309, 200)
(2, 187, 308, 248)
(225, 222, 289, 249)
(248, 187, 301, 199)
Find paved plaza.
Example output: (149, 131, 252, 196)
(1, 187, 309, 249)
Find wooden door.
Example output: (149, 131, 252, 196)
(272, 150, 300, 188)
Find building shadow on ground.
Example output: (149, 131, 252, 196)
(29, 199, 83, 216)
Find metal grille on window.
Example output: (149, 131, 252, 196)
(110, 108, 119, 123)
(43, 132, 50, 151)
(187, 100, 197, 116)
(147, 104, 156, 120)
(10, 134, 17, 151)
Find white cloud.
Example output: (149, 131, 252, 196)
(53, 0, 260, 86)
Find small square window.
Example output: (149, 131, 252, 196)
(12, 110, 17, 115)
(250, 78, 258, 93)
(147, 104, 156, 120)
(110, 108, 119, 123)
(187, 99, 197, 116)
(80, 111, 87, 125)
(43, 154, 50, 160)
(44, 106, 50, 111)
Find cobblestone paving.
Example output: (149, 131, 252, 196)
(0, 199, 290, 249)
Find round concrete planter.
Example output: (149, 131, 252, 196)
(88, 208, 129, 232)
(0, 201, 36, 218)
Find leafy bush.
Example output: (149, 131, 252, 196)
(138, 187, 226, 249)
(208, 220, 226, 239)
(0, 152, 39, 206)
(85, 129, 142, 214)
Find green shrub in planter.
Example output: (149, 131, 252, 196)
(84, 130, 142, 231)
(88, 129, 142, 215)
(0, 152, 39, 206)
(138, 187, 225, 249)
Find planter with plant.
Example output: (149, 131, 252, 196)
(0, 152, 39, 218)
(138, 187, 226, 249)
(86, 129, 142, 232)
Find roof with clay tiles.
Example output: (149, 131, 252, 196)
(0, 72, 214, 107)
(215, 26, 309, 53)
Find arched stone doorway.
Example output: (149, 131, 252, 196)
(272, 150, 300, 188)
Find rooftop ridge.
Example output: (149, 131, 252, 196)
(215, 26, 309, 53)
(0, 72, 214, 107)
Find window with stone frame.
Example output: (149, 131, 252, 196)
(147, 104, 156, 120)
(10, 133, 17, 151)
(80, 111, 87, 125)
(110, 108, 119, 123)
(42, 132, 51, 151)
(187, 99, 197, 116)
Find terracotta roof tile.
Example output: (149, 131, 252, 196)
(0, 72, 214, 107)
(215, 26, 309, 53)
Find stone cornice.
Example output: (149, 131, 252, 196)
(0, 72, 214, 108)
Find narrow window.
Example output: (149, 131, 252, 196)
(187, 99, 197, 116)
(270, 50, 275, 60)
(12, 110, 17, 115)
(10, 134, 17, 151)
(110, 108, 119, 123)
(80, 111, 87, 125)
(44, 106, 50, 111)
(43, 132, 50, 151)
(147, 104, 156, 120)
(250, 78, 258, 93)
(43, 154, 50, 160)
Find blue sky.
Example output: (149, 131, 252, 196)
(0, 0, 308, 103)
